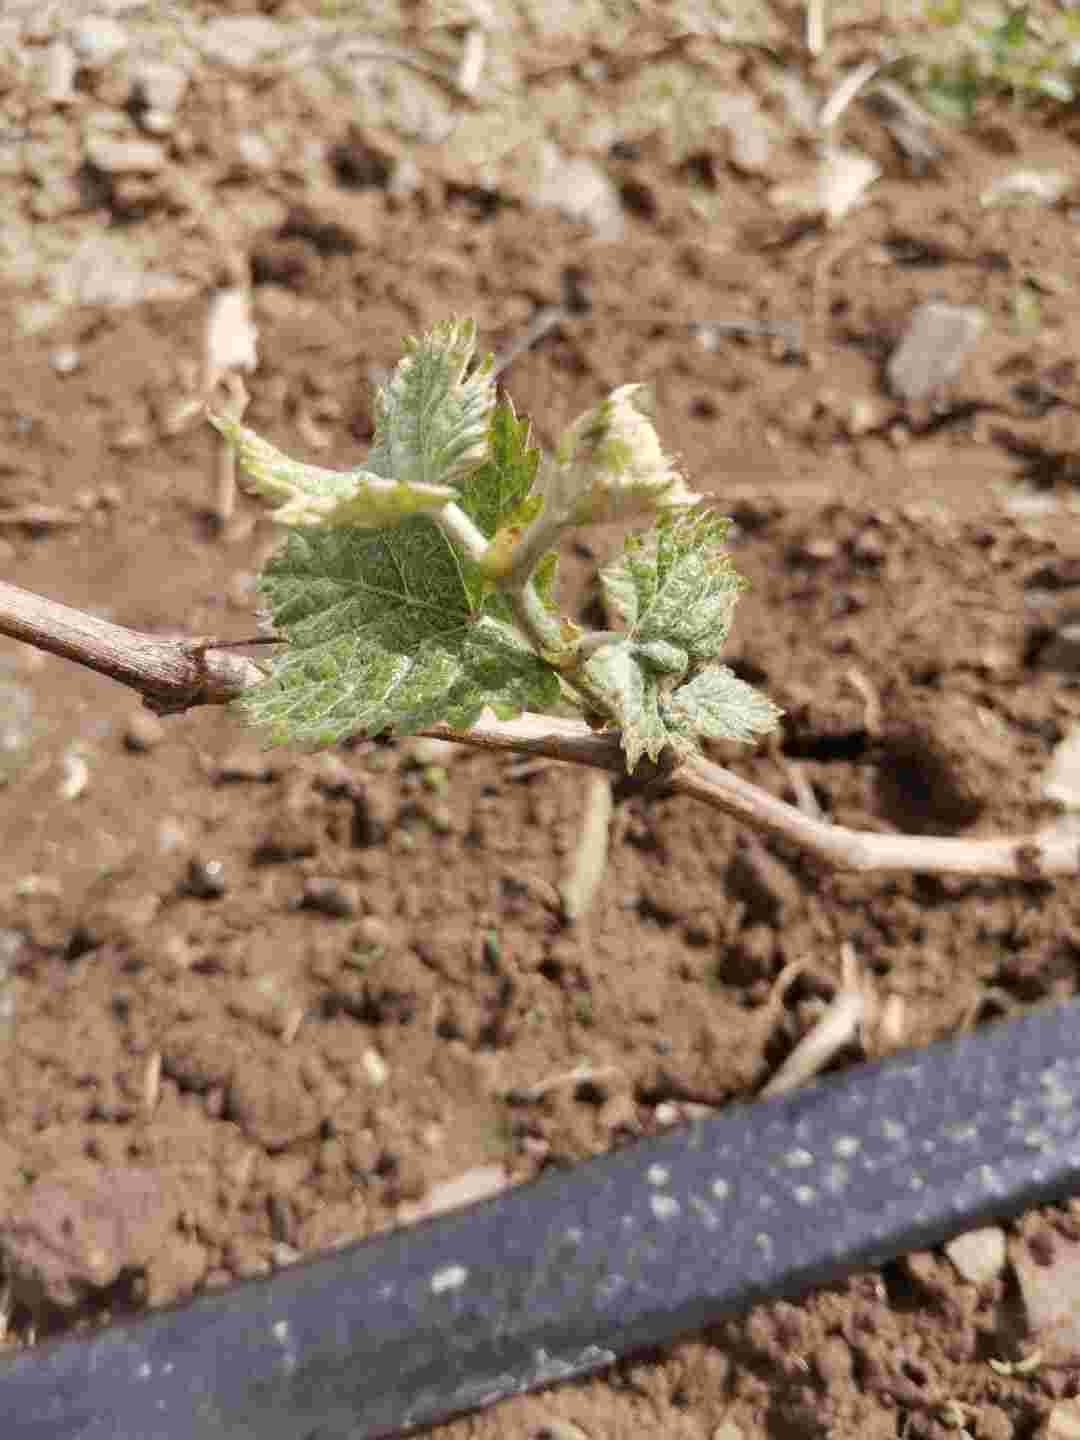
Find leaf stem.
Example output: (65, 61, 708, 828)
(434, 501, 491, 565)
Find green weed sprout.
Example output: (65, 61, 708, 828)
(914, 4, 1080, 116)
(208, 318, 780, 772)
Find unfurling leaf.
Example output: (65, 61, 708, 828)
(207, 412, 456, 527)
(599, 510, 746, 663)
(459, 399, 540, 538)
(237, 517, 559, 746)
(583, 640, 669, 772)
(666, 665, 783, 745)
(367, 316, 495, 489)
(585, 512, 781, 768)
(541, 383, 702, 529)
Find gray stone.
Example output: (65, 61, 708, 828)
(229, 131, 275, 175)
(1012, 1231, 1080, 1361)
(533, 143, 624, 241)
(84, 134, 166, 174)
(887, 301, 987, 403)
(130, 59, 189, 115)
(300, 877, 360, 919)
(70, 15, 129, 67)
(945, 1226, 1006, 1288)
(39, 40, 77, 104)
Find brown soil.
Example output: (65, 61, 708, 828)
(3, 5, 1080, 1438)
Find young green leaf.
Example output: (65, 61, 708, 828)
(367, 317, 495, 490)
(599, 510, 746, 663)
(458, 399, 540, 538)
(238, 517, 559, 745)
(585, 512, 780, 769)
(665, 665, 783, 746)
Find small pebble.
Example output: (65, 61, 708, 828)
(49, 344, 80, 375)
(129, 59, 189, 116)
(70, 15, 129, 67)
(887, 301, 986, 404)
(945, 1226, 1006, 1288)
(300, 877, 359, 919)
(361, 1048, 388, 1088)
(185, 858, 227, 899)
(123, 709, 165, 752)
(84, 135, 166, 175)
(58, 748, 89, 801)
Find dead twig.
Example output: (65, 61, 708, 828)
(0, 506, 82, 529)
(780, 758, 822, 820)
(0, 580, 265, 712)
(0, 579, 1076, 882)
(559, 771, 613, 923)
(210, 372, 250, 525)
(760, 943, 868, 1097)
(805, 0, 829, 58)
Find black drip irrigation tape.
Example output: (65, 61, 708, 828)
(3, 998, 1080, 1439)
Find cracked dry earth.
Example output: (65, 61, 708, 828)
(4, 4, 1080, 1438)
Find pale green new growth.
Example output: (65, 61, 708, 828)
(213, 317, 780, 767)
(207, 412, 457, 527)
(667, 666, 784, 747)
(600, 511, 745, 661)
(542, 383, 702, 528)
(367, 317, 495, 488)
(243, 519, 559, 746)
(581, 513, 781, 769)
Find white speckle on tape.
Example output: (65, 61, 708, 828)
(754, 1232, 774, 1260)
(647, 1164, 670, 1187)
(650, 1193, 680, 1221)
(825, 1163, 849, 1194)
(712, 1177, 731, 1200)
(689, 1194, 720, 1229)
(270, 1318, 297, 1374)
(784, 1147, 814, 1169)
(945, 1123, 978, 1144)
(833, 1135, 860, 1158)
(431, 1263, 468, 1294)
(1039, 1070, 1074, 1111)
(794, 1184, 817, 1206)
(595, 1273, 626, 1303)
(880, 1118, 907, 1142)
(978, 1164, 1003, 1194)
